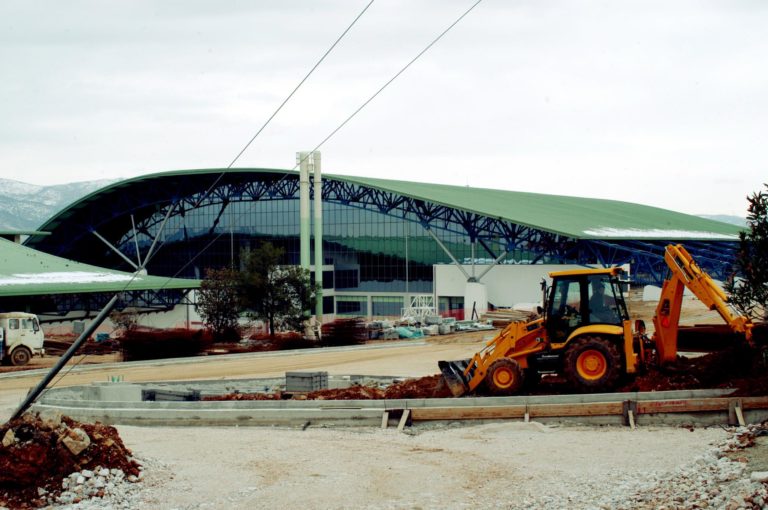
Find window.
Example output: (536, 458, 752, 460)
(371, 296, 404, 317)
(548, 278, 583, 341)
(587, 275, 622, 325)
(439, 296, 465, 320)
(8, 319, 19, 330)
(322, 270, 334, 289)
(336, 295, 367, 316)
(322, 296, 334, 314)
(335, 269, 359, 289)
(21, 318, 38, 331)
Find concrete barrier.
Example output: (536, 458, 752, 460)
(29, 376, 768, 428)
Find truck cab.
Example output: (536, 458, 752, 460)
(0, 312, 45, 366)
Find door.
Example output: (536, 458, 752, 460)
(547, 277, 584, 342)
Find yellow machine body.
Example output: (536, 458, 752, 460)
(438, 245, 752, 397)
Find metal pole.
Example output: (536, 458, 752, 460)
(405, 222, 409, 298)
(142, 202, 176, 268)
(424, 227, 472, 281)
(92, 230, 139, 270)
(10, 293, 121, 421)
(312, 152, 323, 331)
(298, 152, 311, 272)
(130, 214, 143, 268)
(476, 249, 510, 282)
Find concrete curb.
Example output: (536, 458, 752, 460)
(31, 378, 768, 428)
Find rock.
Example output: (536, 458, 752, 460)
(81, 469, 94, 478)
(750, 471, 768, 482)
(37, 410, 62, 430)
(61, 427, 91, 455)
(1, 429, 15, 447)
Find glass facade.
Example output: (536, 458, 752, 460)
(335, 295, 367, 316)
(118, 193, 513, 299)
(371, 296, 404, 317)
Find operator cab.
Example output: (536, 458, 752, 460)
(546, 269, 629, 342)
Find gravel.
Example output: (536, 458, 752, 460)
(28, 422, 768, 510)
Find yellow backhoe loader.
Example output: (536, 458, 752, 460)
(438, 244, 755, 397)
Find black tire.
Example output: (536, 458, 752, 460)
(484, 358, 524, 396)
(10, 346, 32, 367)
(563, 336, 621, 392)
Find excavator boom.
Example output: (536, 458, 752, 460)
(653, 244, 753, 363)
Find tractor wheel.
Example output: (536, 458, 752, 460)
(484, 358, 524, 396)
(564, 336, 621, 392)
(10, 346, 32, 367)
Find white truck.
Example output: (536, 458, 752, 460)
(0, 312, 45, 366)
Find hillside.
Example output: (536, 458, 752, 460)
(0, 179, 117, 230)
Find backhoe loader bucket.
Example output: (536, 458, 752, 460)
(438, 359, 471, 397)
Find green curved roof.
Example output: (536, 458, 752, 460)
(330, 174, 742, 241)
(0, 238, 199, 297)
(38, 168, 741, 241)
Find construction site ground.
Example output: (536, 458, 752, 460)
(3, 296, 768, 508)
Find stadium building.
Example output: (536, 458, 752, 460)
(15, 168, 741, 323)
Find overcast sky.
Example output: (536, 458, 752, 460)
(1, 1, 766, 216)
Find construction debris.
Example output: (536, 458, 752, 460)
(200, 345, 768, 403)
(204, 374, 455, 401)
(616, 345, 768, 396)
(0, 411, 141, 509)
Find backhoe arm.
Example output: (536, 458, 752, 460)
(653, 244, 753, 363)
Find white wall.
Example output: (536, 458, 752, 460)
(41, 291, 201, 336)
(434, 263, 627, 309)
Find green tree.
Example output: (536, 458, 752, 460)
(726, 184, 768, 320)
(238, 242, 316, 338)
(196, 267, 242, 341)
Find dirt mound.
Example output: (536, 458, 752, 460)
(305, 375, 452, 400)
(384, 375, 453, 399)
(202, 392, 281, 401)
(0, 412, 140, 509)
(307, 385, 385, 400)
(204, 375, 453, 402)
(618, 346, 768, 395)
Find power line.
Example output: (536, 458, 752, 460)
(193, 0, 375, 209)
(166, 0, 484, 281)
(304, 0, 483, 158)
(14, 2, 377, 413)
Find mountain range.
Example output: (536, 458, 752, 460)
(0, 178, 118, 231)
(0, 178, 748, 232)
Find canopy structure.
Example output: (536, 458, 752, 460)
(0, 237, 199, 318)
(0, 238, 198, 297)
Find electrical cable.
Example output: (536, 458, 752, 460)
(32, 2, 376, 400)
(193, 0, 374, 208)
(161, 0, 484, 283)
(31, 0, 483, 401)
